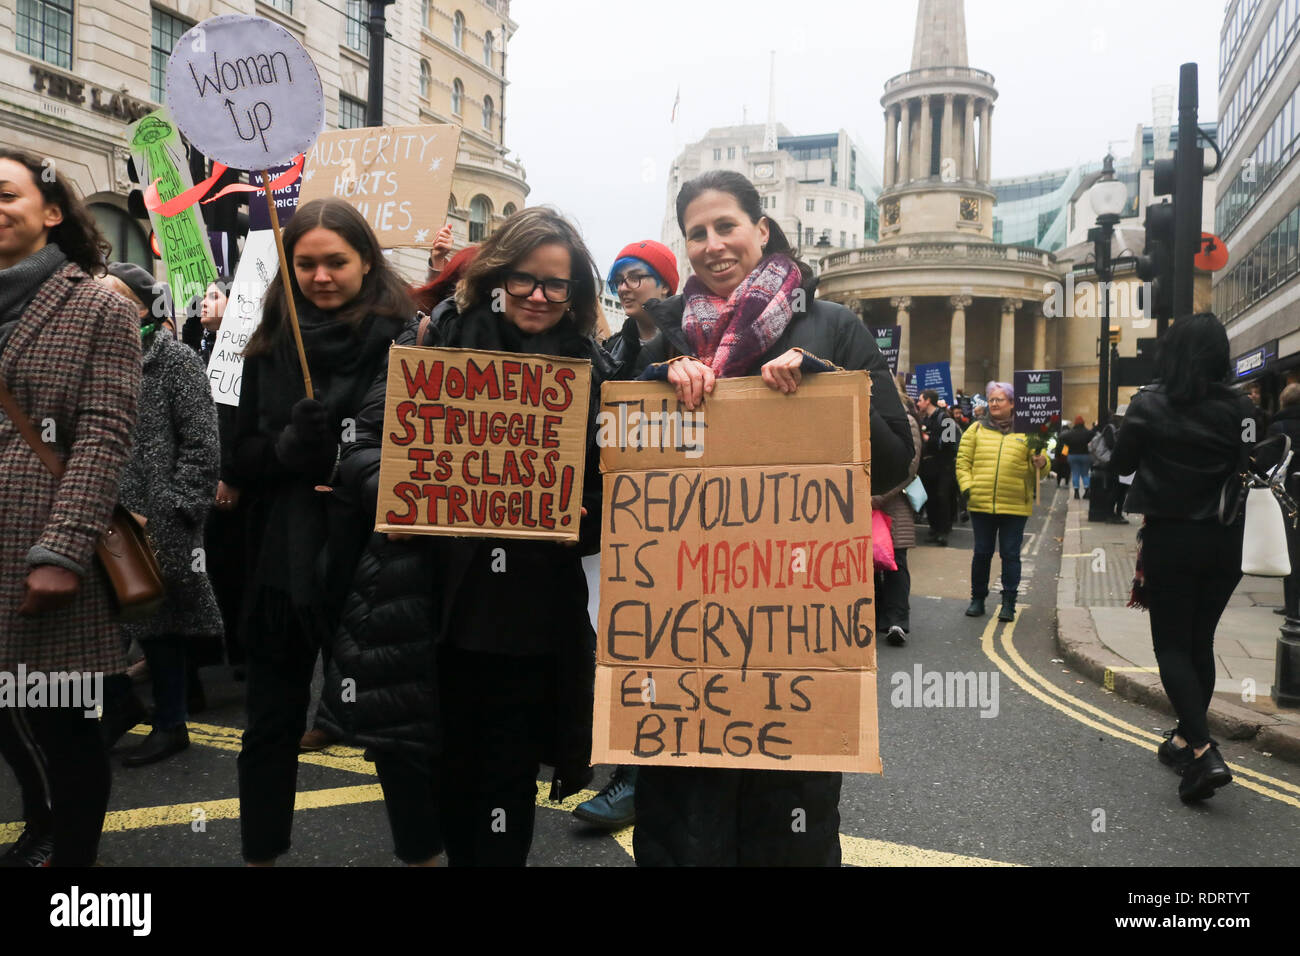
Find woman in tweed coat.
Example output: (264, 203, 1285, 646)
(99, 263, 222, 768)
(0, 149, 140, 867)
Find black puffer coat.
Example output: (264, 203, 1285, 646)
(319, 304, 613, 774)
(631, 268, 914, 867)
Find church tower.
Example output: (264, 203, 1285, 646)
(878, 0, 998, 243)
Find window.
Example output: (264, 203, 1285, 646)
(18, 0, 74, 68)
(346, 0, 369, 56)
(824, 200, 833, 213)
(713, 148, 721, 161)
(151, 8, 191, 102)
(840, 231, 847, 247)
(419, 60, 431, 99)
(469, 195, 492, 242)
(484, 30, 493, 67)
(727, 147, 735, 159)
(338, 93, 366, 129)
(90, 203, 150, 268)
(453, 10, 465, 49)
(267, 0, 294, 12)
(742, 145, 749, 157)
(482, 94, 494, 130)
(421, 0, 430, 27)
(502, 203, 517, 218)
(452, 78, 463, 115)
(805, 198, 815, 212)
(804, 228, 814, 245)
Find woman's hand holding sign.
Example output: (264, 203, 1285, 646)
(761, 349, 804, 395)
(666, 357, 715, 411)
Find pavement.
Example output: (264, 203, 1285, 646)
(1054, 486, 1300, 764)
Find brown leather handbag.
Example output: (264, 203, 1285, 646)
(0, 379, 165, 620)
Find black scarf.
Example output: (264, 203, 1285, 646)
(440, 301, 592, 360)
(0, 244, 67, 354)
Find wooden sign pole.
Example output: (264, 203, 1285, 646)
(261, 169, 313, 398)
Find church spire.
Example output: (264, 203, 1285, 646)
(911, 0, 968, 69)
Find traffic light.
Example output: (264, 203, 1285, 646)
(1136, 197, 1175, 321)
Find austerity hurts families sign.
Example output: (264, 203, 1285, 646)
(375, 346, 592, 541)
(593, 374, 881, 773)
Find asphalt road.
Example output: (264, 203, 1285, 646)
(2, 487, 1297, 866)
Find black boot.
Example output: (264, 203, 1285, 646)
(1074, 488, 1080, 500)
(122, 725, 189, 768)
(998, 593, 1016, 622)
(965, 597, 986, 617)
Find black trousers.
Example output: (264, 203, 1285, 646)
(633, 766, 842, 866)
(920, 461, 954, 536)
(236, 590, 330, 863)
(1142, 519, 1243, 748)
(373, 749, 443, 864)
(875, 547, 911, 632)
(436, 646, 555, 867)
(0, 702, 110, 866)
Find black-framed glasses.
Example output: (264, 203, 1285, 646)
(504, 271, 574, 303)
(610, 270, 654, 294)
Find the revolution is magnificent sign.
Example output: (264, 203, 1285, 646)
(375, 346, 592, 542)
(593, 374, 881, 773)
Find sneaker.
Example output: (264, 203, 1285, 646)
(965, 598, 986, 617)
(1179, 745, 1233, 803)
(0, 824, 54, 867)
(572, 766, 637, 829)
(1157, 729, 1194, 774)
(885, 625, 907, 647)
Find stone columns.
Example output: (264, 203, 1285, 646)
(1033, 311, 1046, 370)
(999, 298, 1020, 383)
(963, 96, 976, 181)
(939, 94, 953, 179)
(883, 106, 896, 188)
(898, 100, 912, 184)
(892, 296, 912, 372)
(978, 100, 993, 183)
(918, 95, 932, 181)
(949, 295, 972, 394)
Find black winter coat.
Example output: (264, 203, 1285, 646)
(1110, 383, 1257, 521)
(637, 281, 915, 495)
(320, 304, 613, 773)
(1059, 425, 1094, 457)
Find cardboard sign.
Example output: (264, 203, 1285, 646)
(165, 14, 324, 171)
(1013, 369, 1063, 432)
(127, 108, 218, 317)
(298, 125, 462, 248)
(914, 361, 953, 404)
(207, 230, 277, 406)
(248, 161, 302, 230)
(593, 373, 880, 773)
(375, 346, 592, 541)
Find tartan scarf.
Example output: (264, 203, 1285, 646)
(681, 254, 801, 377)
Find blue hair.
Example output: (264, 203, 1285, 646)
(606, 256, 667, 296)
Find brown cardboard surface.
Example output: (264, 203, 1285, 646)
(299, 125, 461, 248)
(593, 373, 880, 773)
(375, 345, 591, 542)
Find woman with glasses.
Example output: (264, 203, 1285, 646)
(325, 206, 610, 866)
(955, 381, 1048, 623)
(601, 239, 678, 378)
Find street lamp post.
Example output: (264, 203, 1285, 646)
(1088, 154, 1128, 425)
(365, 0, 397, 127)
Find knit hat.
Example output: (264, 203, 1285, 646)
(606, 239, 678, 295)
(107, 262, 173, 325)
(1073, 414, 1086, 426)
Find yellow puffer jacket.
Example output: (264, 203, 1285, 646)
(955, 420, 1044, 516)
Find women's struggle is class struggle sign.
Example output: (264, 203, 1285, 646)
(375, 347, 592, 542)
(165, 14, 324, 170)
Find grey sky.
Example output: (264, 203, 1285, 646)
(507, 0, 1222, 275)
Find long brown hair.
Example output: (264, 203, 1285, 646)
(0, 148, 110, 275)
(455, 206, 599, 336)
(244, 198, 413, 358)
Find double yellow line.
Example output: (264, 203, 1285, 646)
(980, 610, 1300, 808)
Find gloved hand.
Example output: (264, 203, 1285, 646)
(275, 398, 336, 477)
(960, 488, 971, 509)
